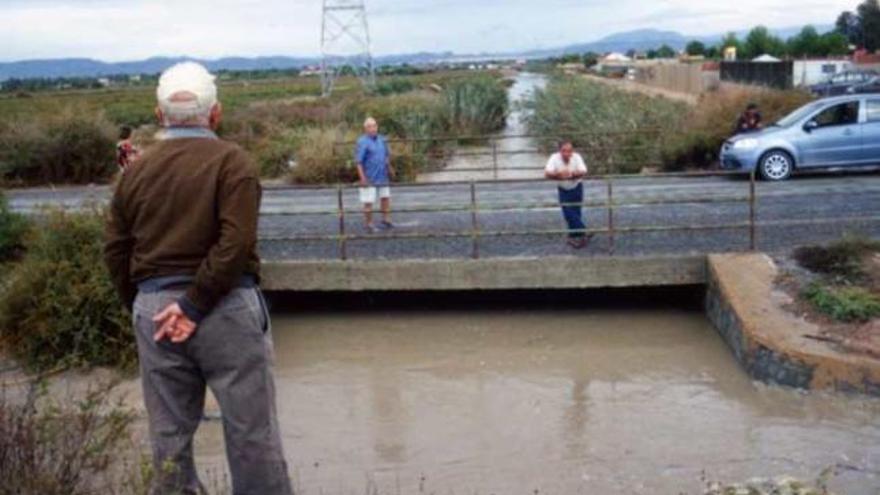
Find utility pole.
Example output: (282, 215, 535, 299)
(320, 0, 376, 97)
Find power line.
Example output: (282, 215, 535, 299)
(320, 0, 376, 97)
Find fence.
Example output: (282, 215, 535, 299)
(261, 169, 880, 261)
(331, 129, 665, 179)
(720, 61, 794, 90)
(633, 63, 710, 95)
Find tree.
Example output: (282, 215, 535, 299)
(704, 45, 720, 59)
(787, 25, 822, 57)
(836, 11, 863, 45)
(857, 0, 880, 51)
(744, 26, 786, 58)
(820, 32, 851, 56)
(625, 49, 638, 59)
(582, 52, 599, 67)
(656, 44, 677, 59)
(685, 40, 706, 56)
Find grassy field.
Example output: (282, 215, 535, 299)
(0, 70, 509, 185)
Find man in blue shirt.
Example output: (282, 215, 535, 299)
(355, 117, 395, 232)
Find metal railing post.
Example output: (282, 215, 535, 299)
(470, 181, 480, 259)
(606, 178, 615, 256)
(491, 138, 498, 180)
(337, 185, 347, 260)
(749, 169, 757, 251)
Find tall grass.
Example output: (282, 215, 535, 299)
(442, 75, 509, 136)
(0, 381, 136, 495)
(0, 209, 134, 372)
(0, 192, 28, 261)
(524, 76, 687, 173)
(0, 109, 117, 185)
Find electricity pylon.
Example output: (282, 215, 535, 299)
(320, 0, 376, 97)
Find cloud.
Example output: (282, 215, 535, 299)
(0, 0, 856, 61)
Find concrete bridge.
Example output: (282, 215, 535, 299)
(9, 171, 880, 292)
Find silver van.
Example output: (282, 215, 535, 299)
(720, 95, 880, 181)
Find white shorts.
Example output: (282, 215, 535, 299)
(359, 186, 391, 204)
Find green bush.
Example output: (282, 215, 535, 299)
(287, 127, 360, 184)
(793, 236, 880, 283)
(0, 192, 29, 261)
(525, 76, 686, 173)
(0, 209, 134, 371)
(0, 108, 117, 185)
(373, 78, 417, 96)
(803, 283, 880, 322)
(442, 75, 509, 135)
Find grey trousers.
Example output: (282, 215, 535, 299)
(133, 287, 293, 495)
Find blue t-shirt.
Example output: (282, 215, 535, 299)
(355, 134, 390, 185)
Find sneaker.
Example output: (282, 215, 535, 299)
(378, 221, 394, 230)
(567, 238, 587, 249)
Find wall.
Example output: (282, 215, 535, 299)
(792, 60, 853, 87)
(634, 63, 709, 95)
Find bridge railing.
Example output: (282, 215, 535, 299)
(330, 128, 665, 179)
(261, 168, 880, 260)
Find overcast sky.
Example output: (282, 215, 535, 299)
(0, 0, 856, 62)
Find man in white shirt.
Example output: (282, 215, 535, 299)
(545, 141, 590, 249)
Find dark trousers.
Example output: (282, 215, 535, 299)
(558, 183, 586, 238)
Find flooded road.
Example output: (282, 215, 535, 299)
(189, 305, 880, 494)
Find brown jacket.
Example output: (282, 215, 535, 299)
(104, 133, 261, 321)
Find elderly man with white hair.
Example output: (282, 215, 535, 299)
(355, 117, 395, 232)
(104, 62, 293, 495)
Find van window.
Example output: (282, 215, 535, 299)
(812, 101, 860, 127)
(868, 100, 880, 123)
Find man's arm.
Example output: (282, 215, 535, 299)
(355, 140, 368, 185)
(103, 188, 136, 309)
(571, 154, 588, 179)
(178, 150, 261, 323)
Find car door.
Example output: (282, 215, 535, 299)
(799, 100, 862, 167)
(863, 98, 880, 164)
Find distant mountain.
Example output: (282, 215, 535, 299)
(0, 25, 835, 81)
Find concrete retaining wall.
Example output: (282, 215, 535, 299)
(261, 255, 707, 292)
(705, 253, 880, 396)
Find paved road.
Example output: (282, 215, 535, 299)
(7, 171, 880, 261)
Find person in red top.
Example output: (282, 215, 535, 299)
(116, 125, 140, 172)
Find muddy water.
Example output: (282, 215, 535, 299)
(418, 72, 548, 182)
(190, 308, 880, 494)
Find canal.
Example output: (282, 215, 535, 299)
(187, 291, 880, 494)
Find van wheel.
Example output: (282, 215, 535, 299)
(758, 150, 793, 181)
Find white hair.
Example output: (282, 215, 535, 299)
(156, 62, 218, 127)
(364, 117, 377, 128)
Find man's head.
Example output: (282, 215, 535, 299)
(119, 125, 133, 140)
(559, 140, 574, 161)
(364, 117, 378, 137)
(746, 102, 759, 115)
(156, 62, 221, 129)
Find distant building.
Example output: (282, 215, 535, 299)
(752, 54, 781, 63)
(723, 47, 737, 61)
(299, 66, 322, 77)
(97, 77, 111, 87)
(793, 59, 853, 87)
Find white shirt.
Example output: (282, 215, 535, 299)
(545, 152, 588, 190)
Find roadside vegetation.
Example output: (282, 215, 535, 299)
(793, 237, 880, 323)
(0, 70, 508, 186)
(524, 75, 813, 173)
(0, 192, 28, 262)
(0, 209, 135, 372)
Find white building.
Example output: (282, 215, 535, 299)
(793, 59, 854, 87)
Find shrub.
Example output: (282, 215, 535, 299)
(373, 78, 416, 96)
(0, 108, 117, 185)
(803, 283, 880, 322)
(442, 75, 509, 135)
(793, 236, 880, 283)
(525, 76, 686, 173)
(287, 127, 360, 184)
(0, 382, 135, 495)
(0, 209, 134, 372)
(661, 85, 813, 170)
(0, 192, 29, 262)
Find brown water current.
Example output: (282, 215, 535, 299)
(189, 307, 880, 494)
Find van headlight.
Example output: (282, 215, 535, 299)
(733, 139, 758, 150)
